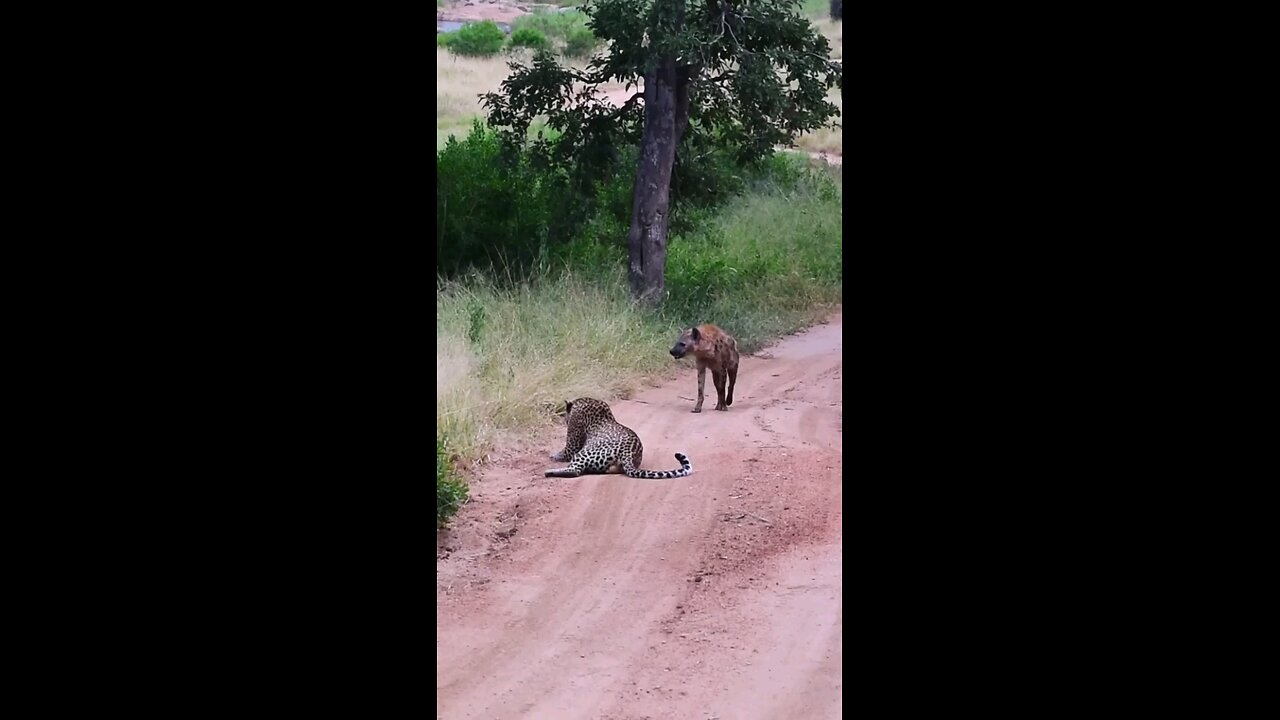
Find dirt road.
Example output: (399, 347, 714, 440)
(437, 314, 843, 719)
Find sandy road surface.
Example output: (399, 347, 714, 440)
(437, 314, 843, 719)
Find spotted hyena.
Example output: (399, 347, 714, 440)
(669, 324, 740, 413)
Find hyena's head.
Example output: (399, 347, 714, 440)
(670, 326, 703, 359)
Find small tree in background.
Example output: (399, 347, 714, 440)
(484, 0, 841, 305)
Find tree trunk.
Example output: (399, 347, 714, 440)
(626, 56, 681, 305)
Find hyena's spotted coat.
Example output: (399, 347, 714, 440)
(669, 324, 740, 413)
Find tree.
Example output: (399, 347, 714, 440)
(483, 0, 841, 305)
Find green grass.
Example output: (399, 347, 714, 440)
(799, 0, 829, 16)
(438, 120, 560, 152)
(437, 270, 675, 459)
(436, 154, 841, 464)
(437, 436, 468, 527)
(511, 9, 588, 39)
(511, 9, 598, 57)
(663, 158, 842, 352)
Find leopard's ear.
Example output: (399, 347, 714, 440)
(564, 399, 573, 414)
(690, 326, 701, 341)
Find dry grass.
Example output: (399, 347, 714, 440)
(794, 87, 842, 155)
(436, 46, 606, 149)
(437, 48, 527, 149)
(813, 17, 843, 59)
(436, 271, 677, 459)
(792, 15, 843, 156)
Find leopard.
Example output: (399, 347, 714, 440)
(669, 323, 740, 413)
(545, 397, 693, 479)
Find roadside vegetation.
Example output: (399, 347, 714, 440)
(437, 1, 843, 526)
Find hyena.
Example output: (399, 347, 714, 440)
(669, 324, 740, 413)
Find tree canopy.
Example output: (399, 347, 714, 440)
(482, 0, 842, 303)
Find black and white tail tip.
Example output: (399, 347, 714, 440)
(628, 452, 693, 479)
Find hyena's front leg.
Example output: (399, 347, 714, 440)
(693, 362, 707, 413)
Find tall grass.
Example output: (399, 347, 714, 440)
(663, 159, 843, 352)
(438, 269, 673, 459)
(436, 48, 526, 150)
(436, 154, 842, 464)
(795, 88, 842, 156)
(510, 9, 597, 57)
(437, 436, 468, 527)
(793, 13, 842, 156)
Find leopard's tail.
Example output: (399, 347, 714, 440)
(624, 452, 693, 479)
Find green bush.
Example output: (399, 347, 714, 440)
(512, 9, 596, 57)
(662, 155, 842, 350)
(437, 32, 452, 47)
(437, 121, 564, 276)
(437, 121, 795, 279)
(508, 27, 551, 52)
(511, 9, 583, 37)
(670, 141, 744, 219)
(563, 27, 598, 57)
(437, 437, 468, 528)
(449, 20, 505, 56)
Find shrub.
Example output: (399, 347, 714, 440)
(449, 20, 505, 57)
(437, 32, 452, 47)
(437, 122, 787, 279)
(662, 155, 842, 349)
(671, 140, 744, 215)
(437, 121, 563, 276)
(508, 27, 551, 52)
(512, 9, 596, 57)
(563, 27, 598, 57)
(437, 437, 468, 528)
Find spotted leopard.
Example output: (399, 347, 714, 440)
(545, 398, 693, 479)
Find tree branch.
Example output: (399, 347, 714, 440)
(607, 91, 645, 121)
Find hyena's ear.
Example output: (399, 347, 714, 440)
(690, 327, 701, 341)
